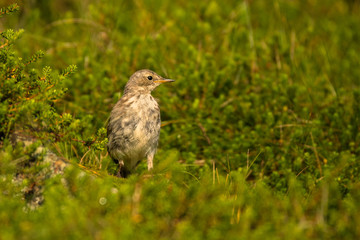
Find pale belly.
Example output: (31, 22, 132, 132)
(121, 119, 160, 168)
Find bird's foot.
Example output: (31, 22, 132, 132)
(115, 163, 130, 178)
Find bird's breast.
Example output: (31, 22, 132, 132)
(132, 94, 161, 138)
(123, 94, 160, 147)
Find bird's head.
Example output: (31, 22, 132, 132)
(124, 69, 175, 94)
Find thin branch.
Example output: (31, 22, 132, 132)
(0, 41, 9, 49)
(197, 121, 211, 145)
(44, 18, 110, 34)
(296, 166, 309, 177)
(79, 148, 91, 165)
(310, 132, 323, 176)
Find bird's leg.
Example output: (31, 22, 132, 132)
(116, 160, 125, 178)
(147, 153, 154, 171)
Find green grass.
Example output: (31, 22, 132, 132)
(0, 0, 360, 239)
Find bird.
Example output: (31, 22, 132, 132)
(107, 69, 175, 177)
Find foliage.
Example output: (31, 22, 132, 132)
(0, 0, 359, 239)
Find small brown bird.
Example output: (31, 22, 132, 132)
(107, 69, 175, 177)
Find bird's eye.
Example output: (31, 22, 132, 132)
(147, 76, 153, 80)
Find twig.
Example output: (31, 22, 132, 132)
(161, 119, 184, 127)
(0, 41, 9, 49)
(197, 121, 211, 145)
(44, 18, 110, 34)
(213, 159, 215, 185)
(220, 98, 235, 108)
(310, 132, 323, 176)
(246, 150, 262, 179)
(79, 148, 91, 165)
(246, 149, 250, 170)
(296, 166, 309, 177)
(290, 31, 296, 63)
(275, 123, 307, 128)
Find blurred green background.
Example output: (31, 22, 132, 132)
(0, 0, 359, 239)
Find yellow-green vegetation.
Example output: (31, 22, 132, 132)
(1, 1, 360, 239)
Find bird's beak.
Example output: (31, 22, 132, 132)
(154, 79, 175, 83)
